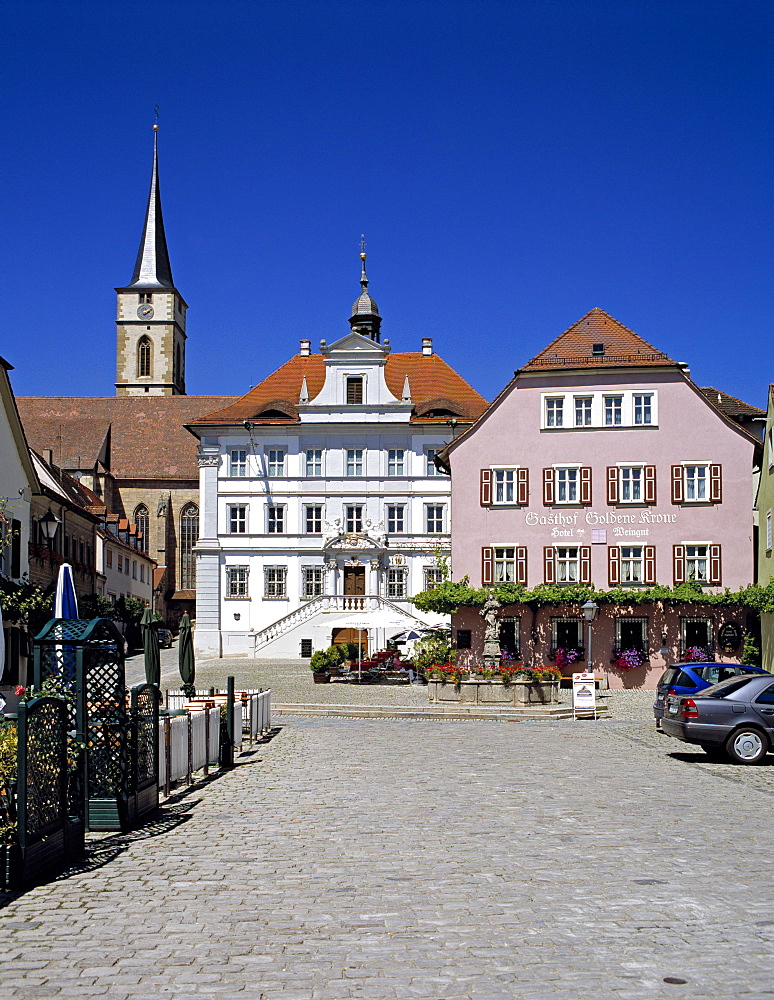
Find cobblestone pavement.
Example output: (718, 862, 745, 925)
(1, 695, 774, 999)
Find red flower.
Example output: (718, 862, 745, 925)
(14, 685, 25, 696)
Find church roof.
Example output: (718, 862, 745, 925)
(17, 396, 235, 480)
(126, 128, 174, 289)
(190, 352, 488, 426)
(520, 308, 677, 372)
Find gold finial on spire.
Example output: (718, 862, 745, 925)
(360, 234, 367, 260)
(153, 103, 160, 132)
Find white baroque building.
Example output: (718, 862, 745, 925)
(188, 256, 487, 657)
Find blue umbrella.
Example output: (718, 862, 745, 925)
(54, 563, 78, 619)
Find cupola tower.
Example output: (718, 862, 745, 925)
(348, 240, 382, 342)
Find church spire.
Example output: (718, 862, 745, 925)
(130, 124, 174, 288)
(349, 236, 382, 342)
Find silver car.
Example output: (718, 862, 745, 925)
(661, 673, 774, 764)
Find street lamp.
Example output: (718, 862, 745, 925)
(581, 600, 599, 674)
(39, 507, 61, 552)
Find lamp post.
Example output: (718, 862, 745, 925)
(39, 507, 61, 552)
(581, 600, 599, 674)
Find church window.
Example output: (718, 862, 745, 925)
(180, 504, 199, 591)
(139, 293, 153, 304)
(137, 337, 152, 378)
(134, 505, 149, 554)
(346, 377, 363, 404)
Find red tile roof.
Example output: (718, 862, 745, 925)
(192, 353, 488, 426)
(17, 396, 235, 479)
(520, 308, 676, 372)
(699, 387, 765, 419)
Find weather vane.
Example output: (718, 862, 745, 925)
(360, 234, 366, 253)
(154, 104, 160, 131)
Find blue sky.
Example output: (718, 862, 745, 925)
(2, 0, 772, 408)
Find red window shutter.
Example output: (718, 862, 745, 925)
(710, 464, 722, 503)
(543, 546, 555, 584)
(481, 546, 493, 586)
(480, 469, 492, 506)
(579, 546, 591, 584)
(671, 465, 684, 504)
(517, 468, 529, 506)
(608, 546, 620, 586)
(673, 544, 685, 585)
(607, 467, 619, 505)
(644, 545, 656, 585)
(516, 546, 527, 585)
(644, 465, 657, 504)
(580, 467, 592, 505)
(709, 544, 722, 585)
(543, 468, 555, 506)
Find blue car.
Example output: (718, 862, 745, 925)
(653, 662, 770, 728)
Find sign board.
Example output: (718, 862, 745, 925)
(572, 671, 597, 719)
(718, 622, 742, 652)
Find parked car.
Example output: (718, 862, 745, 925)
(158, 628, 173, 649)
(660, 673, 774, 763)
(653, 663, 769, 727)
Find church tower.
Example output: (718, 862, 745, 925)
(115, 125, 187, 396)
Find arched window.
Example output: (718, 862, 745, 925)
(180, 504, 199, 591)
(134, 504, 149, 554)
(137, 337, 152, 378)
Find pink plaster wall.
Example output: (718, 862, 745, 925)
(449, 369, 756, 590)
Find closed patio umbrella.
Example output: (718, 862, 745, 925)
(178, 612, 195, 698)
(141, 607, 160, 687)
(54, 562, 78, 619)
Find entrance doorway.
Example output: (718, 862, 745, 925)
(332, 628, 367, 658)
(343, 566, 366, 607)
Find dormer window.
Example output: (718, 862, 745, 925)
(592, 343, 605, 356)
(346, 377, 364, 404)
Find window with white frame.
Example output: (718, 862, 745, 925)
(604, 396, 622, 426)
(620, 466, 643, 502)
(227, 566, 249, 598)
(685, 544, 709, 581)
(633, 394, 653, 425)
(574, 396, 592, 427)
(545, 398, 564, 427)
(387, 505, 405, 533)
(494, 546, 516, 582)
(267, 505, 285, 533)
(346, 449, 363, 476)
(620, 546, 643, 583)
(229, 449, 247, 477)
(685, 464, 707, 501)
(302, 566, 325, 599)
(557, 467, 578, 503)
(346, 377, 363, 404)
(556, 546, 579, 583)
(304, 505, 323, 534)
(424, 567, 444, 591)
(345, 505, 363, 533)
(672, 463, 721, 504)
(494, 469, 515, 504)
(674, 542, 720, 585)
(228, 505, 247, 534)
(264, 566, 287, 598)
(305, 449, 322, 476)
(267, 449, 285, 477)
(426, 449, 438, 476)
(426, 505, 444, 533)
(386, 568, 407, 599)
(767, 510, 772, 551)
(387, 449, 405, 476)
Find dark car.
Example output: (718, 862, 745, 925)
(158, 628, 173, 649)
(661, 673, 774, 764)
(653, 663, 769, 727)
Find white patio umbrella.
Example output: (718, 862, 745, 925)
(326, 610, 422, 679)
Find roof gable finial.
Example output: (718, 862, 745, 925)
(349, 235, 382, 342)
(129, 116, 174, 288)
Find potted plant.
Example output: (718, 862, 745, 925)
(310, 650, 332, 683)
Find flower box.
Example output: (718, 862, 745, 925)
(428, 678, 560, 707)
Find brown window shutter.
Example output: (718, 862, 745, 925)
(607, 467, 619, 505)
(543, 546, 555, 584)
(516, 546, 527, 585)
(710, 464, 722, 503)
(580, 467, 592, 505)
(644, 545, 656, 585)
(482, 546, 493, 586)
(671, 465, 684, 504)
(579, 546, 591, 584)
(709, 544, 722, 585)
(608, 546, 620, 586)
(517, 468, 529, 506)
(543, 468, 555, 506)
(644, 465, 657, 504)
(480, 469, 492, 506)
(673, 544, 685, 585)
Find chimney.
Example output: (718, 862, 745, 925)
(422, 338, 433, 356)
(299, 339, 311, 357)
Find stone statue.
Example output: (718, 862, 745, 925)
(480, 590, 502, 667)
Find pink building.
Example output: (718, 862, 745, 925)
(441, 309, 761, 688)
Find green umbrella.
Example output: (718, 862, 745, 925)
(178, 612, 196, 698)
(141, 607, 161, 687)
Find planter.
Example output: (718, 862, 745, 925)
(428, 679, 560, 707)
(312, 672, 331, 684)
